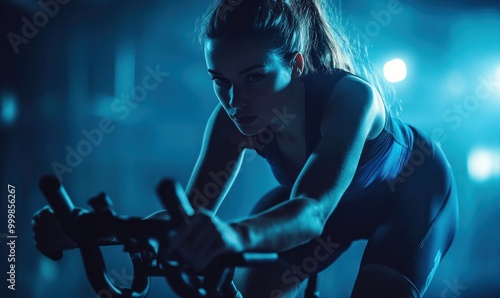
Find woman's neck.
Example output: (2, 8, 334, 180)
(269, 77, 307, 144)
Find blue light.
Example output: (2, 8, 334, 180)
(446, 71, 467, 97)
(115, 40, 135, 99)
(494, 65, 500, 100)
(39, 258, 57, 282)
(467, 148, 500, 182)
(1, 92, 18, 126)
(383, 58, 407, 83)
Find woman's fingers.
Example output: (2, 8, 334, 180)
(163, 212, 233, 273)
(32, 205, 79, 260)
(160, 212, 207, 263)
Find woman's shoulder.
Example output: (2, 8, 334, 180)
(303, 69, 365, 100)
(303, 68, 351, 85)
(305, 69, 379, 108)
(311, 71, 387, 140)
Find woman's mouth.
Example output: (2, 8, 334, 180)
(233, 115, 257, 126)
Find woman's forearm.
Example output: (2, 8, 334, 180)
(229, 198, 325, 252)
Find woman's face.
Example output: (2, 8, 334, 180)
(204, 38, 295, 136)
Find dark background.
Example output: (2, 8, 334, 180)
(1, 0, 499, 297)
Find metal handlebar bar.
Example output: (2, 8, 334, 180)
(38, 175, 278, 298)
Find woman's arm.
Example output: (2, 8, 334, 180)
(231, 76, 382, 252)
(147, 105, 248, 220)
(185, 104, 251, 212)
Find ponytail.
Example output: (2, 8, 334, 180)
(290, 0, 356, 74)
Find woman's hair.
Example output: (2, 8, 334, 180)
(196, 0, 401, 116)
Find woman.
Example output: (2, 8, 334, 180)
(33, 0, 459, 297)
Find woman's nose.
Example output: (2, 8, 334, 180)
(229, 87, 247, 109)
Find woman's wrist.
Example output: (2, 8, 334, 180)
(229, 221, 254, 251)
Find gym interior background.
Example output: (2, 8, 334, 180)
(1, 0, 499, 297)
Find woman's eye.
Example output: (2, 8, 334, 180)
(247, 74, 264, 82)
(211, 77, 230, 87)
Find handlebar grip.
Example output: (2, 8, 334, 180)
(231, 252, 279, 265)
(201, 252, 279, 297)
(39, 175, 75, 224)
(156, 179, 194, 225)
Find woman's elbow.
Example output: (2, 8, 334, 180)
(299, 197, 329, 238)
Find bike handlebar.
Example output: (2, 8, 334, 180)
(38, 175, 278, 298)
(39, 176, 75, 223)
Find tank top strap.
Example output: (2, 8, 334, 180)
(303, 69, 352, 156)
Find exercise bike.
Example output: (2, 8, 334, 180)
(37, 175, 320, 298)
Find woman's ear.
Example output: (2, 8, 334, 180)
(290, 52, 304, 78)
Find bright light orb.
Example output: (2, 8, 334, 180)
(383, 58, 407, 83)
(467, 148, 500, 182)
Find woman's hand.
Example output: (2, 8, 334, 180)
(32, 206, 83, 260)
(162, 209, 245, 273)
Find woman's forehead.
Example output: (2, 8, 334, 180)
(204, 38, 282, 72)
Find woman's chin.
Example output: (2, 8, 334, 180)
(235, 124, 265, 137)
(237, 127, 259, 137)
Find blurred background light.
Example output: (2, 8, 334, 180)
(467, 148, 500, 182)
(495, 64, 500, 96)
(39, 258, 57, 282)
(115, 40, 136, 99)
(383, 58, 407, 83)
(446, 71, 468, 97)
(1, 91, 18, 126)
(92, 94, 117, 119)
